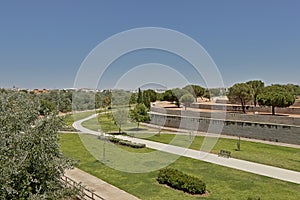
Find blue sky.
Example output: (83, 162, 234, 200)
(0, 0, 299, 89)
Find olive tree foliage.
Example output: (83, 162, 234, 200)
(180, 93, 195, 110)
(227, 83, 253, 113)
(0, 91, 76, 199)
(113, 108, 129, 133)
(37, 90, 72, 113)
(246, 80, 264, 107)
(257, 85, 295, 115)
(130, 103, 150, 128)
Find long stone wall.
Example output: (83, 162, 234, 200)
(190, 103, 300, 115)
(150, 107, 300, 126)
(150, 111, 300, 145)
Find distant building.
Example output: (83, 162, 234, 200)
(32, 89, 49, 94)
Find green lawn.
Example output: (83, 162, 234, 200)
(62, 110, 98, 127)
(82, 112, 151, 133)
(60, 133, 300, 200)
(81, 114, 300, 172)
(134, 133, 300, 172)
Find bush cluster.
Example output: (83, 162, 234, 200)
(118, 140, 146, 148)
(157, 168, 206, 195)
(98, 136, 146, 148)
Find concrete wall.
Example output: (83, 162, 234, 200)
(190, 103, 300, 115)
(150, 111, 300, 145)
(150, 107, 300, 126)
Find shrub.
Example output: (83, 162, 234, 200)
(108, 137, 121, 144)
(98, 136, 146, 148)
(118, 139, 146, 148)
(157, 168, 206, 195)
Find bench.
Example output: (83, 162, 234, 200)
(218, 150, 231, 158)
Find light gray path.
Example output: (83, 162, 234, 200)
(73, 114, 300, 185)
(71, 114, 141, 200)
(65, 168, 140, 200)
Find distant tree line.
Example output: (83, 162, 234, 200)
(2, 81, 299, 116)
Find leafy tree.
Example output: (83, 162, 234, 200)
(257, 85, 295, 115)
(137, 88, 143, 104)
(180, 93, 194, 110)
(203, 88, 211, 100)
(130, 103, 150, 128)
(246, 80, 264, 106)
(0, 91, 75, 199)
(227, 83, 253, 113)
(183, 85, 205, 102)
(142, 90, 151, 109)
(129, 93, 137, 105)
(143, 89, 157, 103)
(163, 90, 176, 102)
(172, 88, 189, 107)
(113, 108, 128, 133)
(208, 88, 225, 97)
(39, 99, 56, 115)
(284, 84, 300, 96)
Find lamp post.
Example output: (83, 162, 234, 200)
(102, 132, 106, 162)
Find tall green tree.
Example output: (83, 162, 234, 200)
(130, 103, 150, 128)
(0, 91, 75, 199)
(246, 80, 264, 106)
(257, 85, 295, 115)
(227, 83, 253, 113)
(180, 93, 195, 110)
(137, 88, 143, 104)
(172, 88, 189, 107)
(143, 89, 157, 103)
(163, 90, 176, 102)
(183, 85, 205, 102)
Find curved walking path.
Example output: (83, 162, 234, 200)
(68, 113, 140, 200)
(73, 114, 300, 185)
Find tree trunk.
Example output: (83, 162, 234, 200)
(137, 122, 140, 128)
(240, 99, 246, 114)
(272, 106, 275, 115)
(254, 95, 257, 107)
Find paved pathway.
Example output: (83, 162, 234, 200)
(65, 168, 140, 200)
(73, 114, 300, 185)
(70, 114, 141, 200)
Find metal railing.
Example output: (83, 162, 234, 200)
(61, 175, 105, 200)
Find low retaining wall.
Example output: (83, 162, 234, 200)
(150, 112, 300, 145)
(150, 107, 300, 126)
(190, 103, 300, 115)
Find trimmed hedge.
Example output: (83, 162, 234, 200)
(98, 136, 146, 148)
(157, 168, 206, 195)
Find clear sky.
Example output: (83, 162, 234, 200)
(0, 0, 299, 90)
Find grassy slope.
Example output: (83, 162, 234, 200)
(60, 133, 300, 200)
(136, 133, 300, 172)
(82, 114, 300, 172)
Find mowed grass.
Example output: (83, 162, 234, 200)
(82, 114, 300, 172)
(136, 133, 300, 172)
(82, 112, 149, 133)
(63, 110, 98, 127)
(60, 133, 300, 200)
